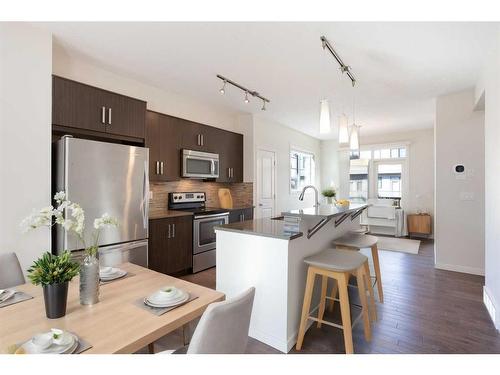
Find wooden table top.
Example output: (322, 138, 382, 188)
(0, 263, 224, 354)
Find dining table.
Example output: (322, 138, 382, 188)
(0, 262, 225, 354)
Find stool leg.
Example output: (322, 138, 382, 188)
(356, 267, 372, 342)
(328, 279, 338, 312)
(317, 275, 328, 328)
(296, 267, 316, 350)
(363, 261, 377, 322)
(371, 244, 384, 303)
(338, 272, 353, 354)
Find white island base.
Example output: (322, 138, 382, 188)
(215, 211, 363, 353)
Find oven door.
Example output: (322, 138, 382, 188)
(193, 213, 229, 254)
(182, 150, 219, 179)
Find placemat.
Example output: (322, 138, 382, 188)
(7, 334, 92, 354)
(100, 271, 136, 285)
(134, 293, 199, 316)
(0, 291, 33, 309)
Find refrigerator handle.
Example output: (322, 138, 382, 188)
(142, 160, 149, 230)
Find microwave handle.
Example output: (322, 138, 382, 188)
(211, 160, 215, 175)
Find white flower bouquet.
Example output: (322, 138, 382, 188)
(22, 191, 118, 257)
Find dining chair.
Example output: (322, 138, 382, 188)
(157, 287, 255, 354)
(0, 252, 25, 289)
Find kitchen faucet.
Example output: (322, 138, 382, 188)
(298, 185, 320, 207)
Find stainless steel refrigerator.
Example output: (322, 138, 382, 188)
(55, 136, 149, 267)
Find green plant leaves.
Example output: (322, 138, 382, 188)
(27, 251, 80, 286)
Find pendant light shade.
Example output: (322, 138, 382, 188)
(338, 113, 349, 144)
(319, 99, 331, 134)
(349, 123, 360, 151)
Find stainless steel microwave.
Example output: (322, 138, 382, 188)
(182, 149, 219, 179)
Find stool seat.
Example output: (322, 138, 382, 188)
(304, 248, 368, 272)
(333, 233, 378, 248)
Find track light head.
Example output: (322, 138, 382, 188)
(261, 100, 266, 111)
(244, 91, 250, 104)
(219, 80, 226, 95)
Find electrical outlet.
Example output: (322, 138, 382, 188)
(149, 191, 153, 200)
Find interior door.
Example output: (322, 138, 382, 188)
(256, 149, 276, 218)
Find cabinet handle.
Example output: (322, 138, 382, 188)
(155, 161, 160, 175)
(172, 223, 175, 238)
(160, 161, 164, 175)
(101, 106, 106, 124)
(197, 134, 201, 146)
(108, 108, 112, 125)
(201, 134, 204, 146)
(168, 224, 171, 239)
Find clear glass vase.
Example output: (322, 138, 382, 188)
(79, 252, 100, 305)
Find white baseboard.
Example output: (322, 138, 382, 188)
(434, 262, 485, 276)
(483, 286, 500, 331)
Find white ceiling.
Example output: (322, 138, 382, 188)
(40, 22, 496, 139)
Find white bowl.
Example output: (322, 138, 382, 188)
(99, 267, 113, 275)
(31, 333, 53, 350)
(51, 329, 73, 346)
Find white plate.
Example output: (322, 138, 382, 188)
(144, 292, 189, 308)
(20, 332, 78, 354)
(100, 269, 127, 281)
(148, 288, 183, 304)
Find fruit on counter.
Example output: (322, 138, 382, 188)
(335, 199, 350, 207)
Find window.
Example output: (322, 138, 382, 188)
(369, 146, 406, 160)
(376, 163, 402, 198)
(290, 150, 315, 192)
(349, 159, 369, 203)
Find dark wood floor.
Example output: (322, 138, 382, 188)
(163, 240, 500, 354)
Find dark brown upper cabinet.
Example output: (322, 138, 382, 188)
(217, 131, 243, 183)
(52, 76, 146, 139)
(146, 111, 181, 182)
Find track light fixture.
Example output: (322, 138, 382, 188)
(216, 74, 270, 108)
(219, 80, 226, 95)
(320, 36, 356, 87)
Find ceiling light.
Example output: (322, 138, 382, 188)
(338, 114, 349, 144)
(216, 74, 270, 109)
(219, 80, 226, 95)
(349, 123, 360, 152)
(319, 99, 331, 134)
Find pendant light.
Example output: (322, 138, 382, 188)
(338, 113, 349, 144)
(319, 99, 331, 134)
(349, 95, 360, 151)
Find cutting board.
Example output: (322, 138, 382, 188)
(218, 188, 233, 209)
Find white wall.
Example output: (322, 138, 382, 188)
(435, 89, 485, 276)
(319, 139, 340, 193)
(359, 129, 435, 217)
(253, 116, 321, 214)
(477, 26, 500, 329)
(0, 23, 52, 273)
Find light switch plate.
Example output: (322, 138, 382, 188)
(460, 192, 474, 201)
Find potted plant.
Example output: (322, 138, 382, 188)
(27, 251, 79, 319)
(22, 191, 118, 306)
(322, 188, 337, 205)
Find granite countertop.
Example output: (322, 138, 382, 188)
(282, 203, 368, 219)
(215, 218, 303, 240)
(215, 206, 254, 211)
(149, 210, 194, 220)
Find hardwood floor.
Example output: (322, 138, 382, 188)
(147, 239, 500, 354)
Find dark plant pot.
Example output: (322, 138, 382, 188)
(42, 282, 69, 319)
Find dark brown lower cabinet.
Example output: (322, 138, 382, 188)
(228, 208, 254, 223)
(148, 216, 193, 275)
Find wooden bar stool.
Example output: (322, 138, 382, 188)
(296, 249, 377, 354)
(333, 233, 384, 303)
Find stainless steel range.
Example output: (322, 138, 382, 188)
(168, 192, 228, 273)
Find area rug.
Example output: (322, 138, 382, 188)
(376, 236, 421, 254)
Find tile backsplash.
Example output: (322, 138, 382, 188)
(149, 181, 253, 216)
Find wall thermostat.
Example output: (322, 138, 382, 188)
(454, 164, 466, 179)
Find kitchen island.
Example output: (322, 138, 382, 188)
(214, 204, 368, 353)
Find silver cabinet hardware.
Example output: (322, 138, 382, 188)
(197, 134, 201, 146)
(155, 161, 160, 175)
(168, 223, 171, 239)
(201, 134, 204, 146)
(101, 106, 106, 124)
(160, 161, 164, 175)
(108, 108, 112, 125)
(172, 223, 175, 238)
